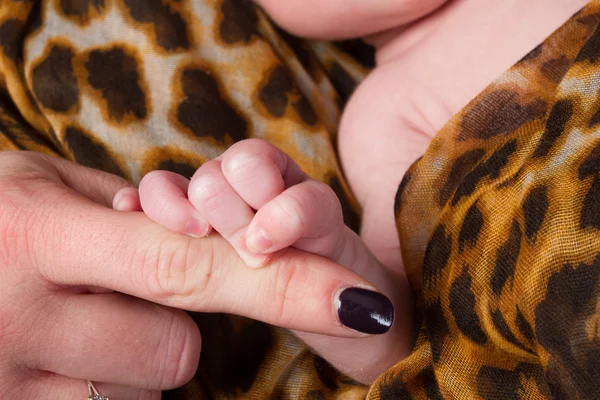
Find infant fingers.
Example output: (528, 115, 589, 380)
(113, 187, 142, 211)
(138, 171, 211, 238)
(220, 138, 307, 210)
(220, 139, 346, 262)
(188, 159, 270, 267)
(246, 180, 344, 258)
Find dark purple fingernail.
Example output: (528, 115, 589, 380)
(337, 288, 394, 334)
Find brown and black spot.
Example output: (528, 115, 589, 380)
(333, 39, 376, 69)
(449, 267, 487, 345)
(394, 169, 413, 213)
(459, 90, 547, 140)
(416, 365, 443, 400)
(490, 220, 522, 295)
(23, 0, 44, 37)
(458, 202, 484, 252)
(292, 97, 318, 126)
(451, 140, 518, 205)
(522, 185, 549, 242)
(85, 46, 148, 123)
(0, 111, 42, 150)
(540, 56, 572, 83)
(515, 307, 535, 346)
(577, 12, 600, 27)
(176, 66, 247, 144)
(258, 65, 293, 118)
(533, 99, 574, 158)
(156, 160, 196, 178)
(424, 298, 451, 364)
(313, 355, 339, 391)
(194, 314, 273, 395)
(257, 65, 316, 125)
(410, 309, 425, 350)
(496, 168, 521, 189)
(57, 0, 105, 24)
(218, 0, 258, 44)
(439, 149, 486, 206)
(490, 309, 532, 353)
(0, 19, 23, 63)
(576, 24, 600, 64)
(534, 255, 600, 397)
(304, 391, 326, 400)
(140, 146, 207, 178)
(422, 225, 453, 291)
(0, 88, 55, 150)
(578, 141, 600, 179)
(329, 61, 357, 106)
(122, 0, 190, 52)
(31, 43, 79, 113)
(589, 103, 600, 128)
(546, 350, 600, 399)
(476, 365, 524, 400)
(273, 25, 317, 75)
(328, 175, 360, 233)
(376, 376, 412, 400)
(518, 43, 543, 63)
(63, 125, 126, 178)
(581, 175, 600, 230)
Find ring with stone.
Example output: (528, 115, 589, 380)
(87, 380, 109, 400)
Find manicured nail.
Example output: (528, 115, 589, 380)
(336, 288, 394, 334)
(246, 228, 273, 253)
(185, 219, 209, 238)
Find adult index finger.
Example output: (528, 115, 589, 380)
(33, 188, 393, 337)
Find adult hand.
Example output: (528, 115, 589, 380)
(0, 151, 388, 399)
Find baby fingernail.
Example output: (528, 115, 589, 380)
(246, 228, 273, 253)
(112, 191, 127, 210)
(185, 218, 209, 238)
(242, 252, 272, 269)
(336, 288, 394, 335)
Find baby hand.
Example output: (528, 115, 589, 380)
(113, 139, 412, 383)
(115, 139, 360, 271)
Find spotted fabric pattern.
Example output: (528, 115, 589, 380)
(0, 0, 598, 399)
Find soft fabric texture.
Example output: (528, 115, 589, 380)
(0, 0, 598, 398)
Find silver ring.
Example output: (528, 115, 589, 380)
(87, 380, 109, 400)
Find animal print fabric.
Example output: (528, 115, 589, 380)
(0, 0, 598, 398)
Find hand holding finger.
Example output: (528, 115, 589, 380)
(0, 152, 201, 398)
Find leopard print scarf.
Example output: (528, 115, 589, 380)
(0, 1, 598, 398)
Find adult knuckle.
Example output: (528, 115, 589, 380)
(158, 314, 199, 388)
(0, 181, 48, 273)
(180, 239, 217, 303)
(131, 236, 178, 299)
(266, 257, 311, 326)
(136, 236, 214, 301)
